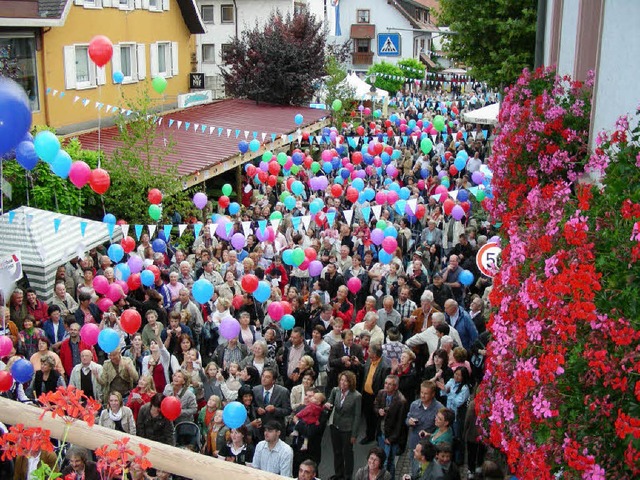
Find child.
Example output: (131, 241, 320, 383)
(291, 392, 326, 450)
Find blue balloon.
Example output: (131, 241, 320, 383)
(457, 190, 469, 202)
(391, 150, 401, 160)
(291, 181, 304, 196)
(378, 250, 393, 264)
(140, 270, 155, 286)
(152, 238, 167, 253)
(10, 358, 34, 383)
(384, 226, 398, 238)
(292, 152, 304, 165)
(98, 328, 120, 353)
(284, 196, 296, 210)
(334, 176, 344, 185)
(282, 249, 294, 265)
(238, 140, 249, 154)
(0, 78, 32, 156)
(107, 244, 124, 263)
(113, 71, 124, 84)
(322, 162, 333, 174)
(51, 150, 72, 179)
(15, 141, 38, 170)
(115, 263, 131, 281)
(157, 230, 167, 242)
(103, 213, 116, 224)
(457, 150, 469, 161)
(395, 199, 407, 215)
(454, 157, 466, 171)
(223, 401, 248, 429)
(294, 113, 304, 125)
(340, 168, 350, 180)
(352, 178, 365, 192)
(192, 279, 214, 304)
(249, 139, 260, 152)
(459, 270, 474, 286)
(253, 280, 271, 302)
(363, 153, 374, 165)
(331, 157, 341, 170)
(381, 152, 391, 165)
(309, 199, 322, 215)
(399, 187, 410, 200)
(34, 131, 60, 163)
(364, 188, 375, 201)
(281, 314, 295, 330)
(357, 191, 367, 204)
(228, 202, 241, 215)
(388, 183, 401, 193)
(420, 168, 430, 179)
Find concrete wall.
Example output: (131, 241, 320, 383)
(557, 0, 578, 77)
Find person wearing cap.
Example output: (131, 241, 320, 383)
(428, 273, 454, 311)
(252, 420, 293, 477)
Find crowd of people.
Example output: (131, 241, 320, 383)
(0, 91, 506, 480)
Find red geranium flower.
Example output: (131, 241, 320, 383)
(0, 424, 55, 461)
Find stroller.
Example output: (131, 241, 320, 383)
(174, 422, 202, 453)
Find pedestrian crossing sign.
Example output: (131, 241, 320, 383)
(378, 33, 401, 57)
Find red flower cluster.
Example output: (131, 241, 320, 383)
(0, 425, 55, 461)
(38, 385, 101, 426)
(95, 438, 152, 479)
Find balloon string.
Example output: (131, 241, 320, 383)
(25, 172, 30, 207)
(54, 189, 59, 212)
(97, 77, 103, 169)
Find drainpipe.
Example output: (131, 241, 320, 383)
(231, 0, 238, 39)
(40, 27, 52, 127)
(534, 0, 547, 68)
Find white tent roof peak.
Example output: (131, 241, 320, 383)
(342, 73, 390, 100)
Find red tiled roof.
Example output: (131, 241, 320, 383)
(75, 98, 328, 178)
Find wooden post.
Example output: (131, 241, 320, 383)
(0, 397, 284, 480)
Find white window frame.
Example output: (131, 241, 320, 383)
(202, 43, 215, 64)
(201, 4, 214, 23)
(118, 0, 134, 10)
(220, 43, 232, 64)
(220, 4, 234, 23)
(80, 0, 103, 8)
(150, 41, 178, 78)
(64, 44, 105, 90)
(148, 0, 162, 11)
(112, 42, 139, 84)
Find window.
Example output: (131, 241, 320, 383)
(356, 39, 370, 53)
(357, 9, 370, 23)
(151, 41, 178, 78)
(202, 44, 215, 63)
(75, 46, 94, 87)
(221, 4, 234, 23)
(157, 43, 169, 75)
(149, 0, 161, 11)
(118, 0, 132, 9)
(220, 43, 232, 63)
(201, 5, 214, 22)
(0, 36, 39, 111)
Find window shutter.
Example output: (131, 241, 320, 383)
(131, 46, 139, 81)
(162, 0, 169, 10)
(142, 0, 149, 9)
(150, 43, 159, 77)
(97, 66, 106, 85)
(63, 46, 77, 90)
(134, 0, 142, 8)
(111, 45, 121, 81)
(102, 0, 112, 6)
(74, 0, 83, 5)
(137, 44, 146, 79)
(171, 41, 179, 76)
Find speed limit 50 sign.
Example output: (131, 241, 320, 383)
(476, 243, 502, 277)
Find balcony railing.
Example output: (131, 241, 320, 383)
(352, 51, 374, 66)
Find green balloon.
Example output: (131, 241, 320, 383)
(148, 204, 162, 221)
(373, 110, 381, 119)
(376, 220, 387, 230)
(476, 190, 486, 201)
(280, 191, 291, 201)
(311, 162, 321, 173)
(277, 152, 288, 166)
(433, 115, 445, 132)
(449, 121, 454, 128)
(332, 99, 342, 111)
(270, 211, 283, 221)
(292, 247, 305, 266)
(222, 183, 232, 196)
(151, 76, 167, 94)
(420, 138, 433, 155)
(290, 165, 300, 175)
(262, 151, 273, 162)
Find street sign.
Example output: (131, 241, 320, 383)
(377, 33, 401, 57)
(476, 243, 502, 278)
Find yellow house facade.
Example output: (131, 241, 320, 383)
(0, 0, 204, 134)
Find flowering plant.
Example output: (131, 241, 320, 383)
(477, 66, 640, 479)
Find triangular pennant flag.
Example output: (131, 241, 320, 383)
(483, 130, 488, 139)
(60, 92, 66, 98)
(242, 221, 252, 237)
(407, 198, 418, 214)
(53, 218, 61, 233)
(209, 126, 214, 135)
(193, 123, 199, 132)
(343, 209, 353, 226)
(271, 218, 281, 232)
(326, 211, 336, 227)
(271, 133, 277, 143)
(448, 190, 459, 201)
(163, 224, 173, 239)
(300, 215, 311, 231)
(178, 224, 188, 237)
(80, 221, 87, 237)
(134, 224, 143, 240)
(218, 127, 223, 136)
(463, 132, 468, 141)
(148, 225, 157, 238)
(371, 205, 382, 220)
(227, 129, 231, 137)
(290, 216, 301, 231)
(177, 121, 182, 130)
(238, 130, 244, 138)
(107, 223, 115, 239)
(193, 223, 202, 239)
(252, 131, 258, 139)
(184, 122, 190, 131)
(74, 96, 80, 103)
(169, 119, 175, 127)
(120, 224, 129, 238)
(471, 131, 477, 140)
(208, 224, 217, 237)
(225, 222, 233, 236)
(361, 206, 371, 223)
(402, 136, 408, 145)
(261, 132, 267, 142)
(309, 135, 315, 144)
(431, 195, 440, 202)
(468, 186, 479, 197)
(8, 211, 15, 224)
(258, 219, 267, 236)
(431, 134, 437, 143)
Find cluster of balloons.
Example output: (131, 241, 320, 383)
(148, 188, 163, 221)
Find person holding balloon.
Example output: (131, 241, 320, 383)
(162, 370, 198, 424)
(136, 393, 176, 446)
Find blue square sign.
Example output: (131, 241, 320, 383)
(378, 33, 401, 57)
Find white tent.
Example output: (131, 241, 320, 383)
(0, 207, 123, 303)
(342, 73, 389, 101)
(462, 102, 500, 126)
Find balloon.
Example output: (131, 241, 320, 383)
(308, 260, 323, 277)
(249, 139, 260, 152)
(140, 269, 155, 287)
(98, 328, 120, 353)
(161, 396, 182, 421)
(148, 204, 162, 221)
(192, 279, 214, 304)
(378, 250, 393, 264)
(113, 70, 124, 84)
(106, 283, 123, 302)
(15, 141, 39, 170)
(152, 238, 167, 253)
(114, 263, 131, 281)
(304, 248, 317, 262)
(291, 248, 305, 267)
(457, 190, 469, 202)
(253, 281, 271, 302)
(294, 113, 304, 125)
(280, 314, 295, 330)
(93, 275, 110, 295)
(80, 323, 100, 346)
(291, 181, 304, 195)
(443, 199, 455, 215)
(371, 228, 384, 246)
(148, 188, 163, 204)
(281, 301, 292, 315)
(381, 237, 398, 254)
(147, 265, 161, 282)
(347, 277, 362, 294)
(107, 244, 125, 263)
(118, 309, 141, 336)
(222, 401, 247, 429)
(268, 301, 284, 321)
(222, 183, 233, 196)
(10, 358, 34, 384)
(332, 99, 342, 111)
(0, 78, 32, 156)
(451, 205, 465, 220)
(476, 190, 486, 201)
(103, 213, 116, 224)
(219, 196, 230, 209)
(127, 273, 142, 291)
(0, 371, 13, 392)
(459, 270, 474, 286)
(229, 232, 245, 250)
(152, 76, 167, 94)
(433, 115, 445, 132)
(420, 138, 433, 155)
(331, 184, 343, 197)
(220, 317, 241, 340)
(232, 294, 244, 310)
(384, 226, 398, 238)
(0, 335, 13, 357)
(89, 168, 111, 195)
(128, 254, 144, 274)
(454, 156, 466, 171)
(238, 140, 249, 154)
(34, 131, 60, 163)
(116, 279, 129, 295)
(88, 35, 113, 67)
(241, 274, 259, 293)
(193, 192, 208, 210)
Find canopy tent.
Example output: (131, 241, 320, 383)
(462, 102, 500, 126)
(0, 207, 122, 304)
(342, 73, 390, 101)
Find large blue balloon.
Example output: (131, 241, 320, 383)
(454, 156, 466, 171)
(103, 213, 117, 224)
(140, 270, 155, 286)
(0, 78, 32, 156)
(98, 328, 120, 353)
(15, 141, 38, 170)
(283, 196, 296, 210)
(378, 250, 393, 264)
(10, 358, 34, 383)
(222, 401, 248, 429)
(192, 279, 214, 304)
(352, 178, 365, 192)
(253, 280, 271, 302)
(399, 187, 410, 200)
(238, 140, 249, 154)
(384, 226, 398, 238)
(115, 263, 131, 281)
(34, 131, 60, 163)
(152, 238, 167, 253)
(51, 150, 72, 179)
(459, 270, 474, 286)
(228, 202, 240, 215)
(294, 113, 304, 125)
(107, 244, 125, 263)
(457, 190, 469, 202)
(281, 314, 295, 330)
(291, 181, 304, 196)
(249, 139, 260, 152)
(113, 71, 124, 84)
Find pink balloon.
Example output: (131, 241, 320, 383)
(115, 279, 129, 295)
(106, 283, 123, 302)
(435, 185, 449, 203)
(382, 237, 398, 254)
(387, 191, 399, 205)
(80, 323, 100, 346)
(417, 180, 425, 190)
(375, 191, 387, 204)
(93, 275, 109, 295)
(268, 301, 284, 321)
(347, 277, 362, 294)
(96, 297, 114, 312)
(69, 161, 91, 189)
(299, 259, 309, 271)
(0, 336, 13, 357)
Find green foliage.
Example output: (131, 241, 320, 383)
(437, 0, 537, 87)
(367, 61, 404, 95)
(398, 58, 425, 79)
(324, 56, 356, 127)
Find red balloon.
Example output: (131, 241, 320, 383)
(460, 201, 471, 213)
(303, 156, 313, 169)
(147, 265, 160, 282)
(351, 152, 363, 165)
(416, 204, 426, 219)
(443, 199, 455, 215)
(331, 184, 343, 197)
(286, 177, 295, 191)
(241, 274, 259, 293)
(219, 195, 230, 209)
(161, 396, 182, 421)
(449, 165, 458, 176)
(88, 35, 113, 67)
(369, 122, 377, 130)
(0, 371, 13, 392)
(315, 211, 326, 226)
(120, 309, 142, 334)
(89, 168, 111, 195)
(232, 294, 244, 310)
(302, 131, 310, 141)
(304, 248, 317, 261)
(268, 161, 280, 175)
(385, 120, 391, 128)
(456, 131, 463, 140)
(116, 219, 128, 226)
(346, 187, 359, 203)
(127, 273, 141, 291)
(445, 151, 453, 160)
(148, 188, 163, 204)
(121, 236, 136, 254)
(281, 301, 292, 315)
(257, 170, 269, 183)
(246, 165, 257, 177)
(384, 145, 393, 156)
(356, 126, 365, 136)
(267, 175, 277, 187)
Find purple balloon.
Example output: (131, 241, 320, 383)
(215, 217, 232, 240)
(355, 170, 367, 179)
(231, 232, 246, 250)
(438, 170, 448, 179)
(386, 165, 398, 177)
(371, 228, 385, 246)
(255, 226, 268, 242)
(451, 205, 465, 221)
(193, 192, 208, 210)
(309, 177, 319, 191)
(489, 236, 501, 245)
(308, 260, 323, 277)
(259, 161, 269, 172)
(472, 171, 485, 185)
(220, 317, 241, 340)
(127, 254, 144, 274)
(317, 176, 329, 190)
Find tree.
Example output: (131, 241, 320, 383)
(437, 0, 537, 87)
(398, 58, 425, 80)
(324, 56, 356, 127)
(367, 61, 404, 94)
(221, 11, 327, 105)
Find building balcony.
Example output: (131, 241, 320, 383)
(352, 51, 374, 66)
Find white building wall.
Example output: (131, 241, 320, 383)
(543, 0, 553, 66)
(557, 0, 579, 77)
